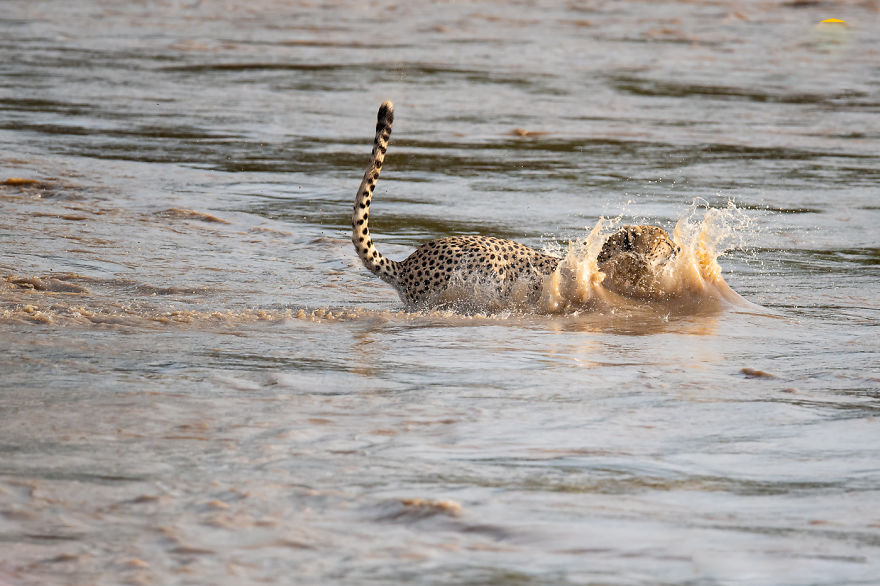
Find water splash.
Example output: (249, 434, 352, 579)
(540, 201, 753, 314)
(539, 218, 617, 313)
(671, 199, 752, 284)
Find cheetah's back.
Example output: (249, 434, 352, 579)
(398, 235, 560, 308)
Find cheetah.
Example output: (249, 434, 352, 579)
(352, 101, 680, 309)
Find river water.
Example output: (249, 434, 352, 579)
(1, 1, 879, 584)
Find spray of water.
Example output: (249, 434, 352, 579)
(539, 200, 753, 314)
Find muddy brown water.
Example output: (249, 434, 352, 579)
(1, 1, 879, 584)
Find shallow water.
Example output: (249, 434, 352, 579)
(1, 1, 879, 584)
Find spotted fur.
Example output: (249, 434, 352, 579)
(352, 101, 679, 308)
(597, 225, 681, 298)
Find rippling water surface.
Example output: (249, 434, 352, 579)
(1, 1, 879, 584)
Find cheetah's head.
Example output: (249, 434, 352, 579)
(597, 225, 680, 297)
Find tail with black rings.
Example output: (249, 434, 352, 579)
(352, 101, 400, 286)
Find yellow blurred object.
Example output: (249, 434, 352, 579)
(812, 18, 851, 53)
(3, 177, 41, 185)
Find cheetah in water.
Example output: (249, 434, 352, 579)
(352, 101, 680, 309)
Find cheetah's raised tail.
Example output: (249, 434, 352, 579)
(352, 101, 401, 286)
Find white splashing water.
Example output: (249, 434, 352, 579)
(541, 201, 754, 314)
